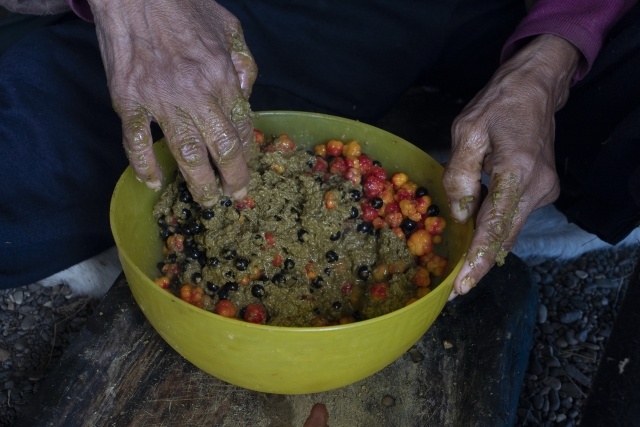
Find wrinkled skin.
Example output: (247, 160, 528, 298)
(88, 0, 258, 205)
(304, 403, 330, 427)
(443, 35, 580, 299)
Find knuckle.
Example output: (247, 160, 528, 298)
(177, 137, 208, 166)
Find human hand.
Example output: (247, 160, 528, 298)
(443, 34, 580, 298)
(88, 0, 258, 205)
(304, 403, 329, 427)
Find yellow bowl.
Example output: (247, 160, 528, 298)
(110, 111, 473, 394)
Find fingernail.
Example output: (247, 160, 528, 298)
(459, 276, 476, 294)
(232, 187, 248, 200)
(145, 179, 162, 190)
(448, 290, 458, 301)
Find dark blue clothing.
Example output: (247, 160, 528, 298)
(1, 1, 640, 288)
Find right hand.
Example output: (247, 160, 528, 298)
(88, 0, 258, 205)
(304, 403, 329, 427)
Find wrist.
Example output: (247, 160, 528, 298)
(502, 34, 581, 109)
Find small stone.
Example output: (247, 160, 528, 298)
(549, 389, 560, 411)
(598, 329, 611, 338)
(381, 395, 395, 407)
(546, 357, 561, 368)
(555, 338, 568, 349)
(43, 301, 53, 308)
(556, 414, 567, 422)
(568, 409, 579, 419)
(574, 270, 588, 279)
(532, 395, 544, 410)
(564, 364, 591, 387)
(4, 381, 14, 390)
(407, 348, 424, 363)
(544, 376, 561, 391)
(541, 324, 554, 334)
(529, 355, 543, 376)
(560, 311, 583, 324)
(20, 315, 36, 331)
(561, 398, 573, 409)
(580, 342, 600, 351)
(577, 329, 588, 342)
(561, 382, 583, 399)
(543, 285, 555, 297)
(538, 304, 548, 324)
(539, 385, 551, 395)
(565, 329, 579, 345)
(11, 291, 23, 305)
(0, 349, 10, 362)
(442, 340, 453, 349)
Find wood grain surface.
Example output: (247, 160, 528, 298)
(13, 253, 535, 427)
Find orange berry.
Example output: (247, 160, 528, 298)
(344, 157, 360, 170)
(400, 181, 418, 195)
(421, 254, 448, 276)
(305, 262, 319, 280)
(326, 140, 344, 157)
(179, 284, 193, 302)
(314, 144, 327, 157)
(310, 316, 330, 327)
(412, 267, 431, 287)
(253, 129, 264, 145)
(405, 298, 418, 306)
(432, 235, 442, 244)
(372, 217, 386, 229)
(385, 212, 403, 228)
(272, 164, 285, 173)
(191, 286, 204, 303)
(391, 173, 408, 190)
(238, 274, 251, 286)
(379, 182, 395, 204)
(154, 276, 170, 289)
(339, 316, 357, 324)
(161, 263, 180, 278)
(399, 200, 422, 222)
(167, 234, 184, 251)
(417, 287, 431, 298)
(236, 196, 255, 210)
(389, 259, 407, 274)
(250, 267, 263, 280)
(344, 168, 361, 185)
(391, 227, 405, 239)
(215, 300, 237, 318)
(407, 230, 433, 256)
(274, 134, 295, 152)
(415, 195, 432, 214)
(370, 283, 388, 301)
(424, 216, 447, 234)
(343, 140, 361, 158)
(325, 190, 338, 210)
(372, 264, 389, 282)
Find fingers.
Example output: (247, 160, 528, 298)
(303, 403, 329, 427)
(442, 119, 488, 223)
(120, 106, 162, 189)
(162, 113, 219, 206)
(452, 170, 526, 296)
(227, 27, 258, 99)
(201, 103, 251, 198)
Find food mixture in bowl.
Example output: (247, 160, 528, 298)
(152, 131, 448, 327)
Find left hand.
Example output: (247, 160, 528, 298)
(442, 34, 581, 298)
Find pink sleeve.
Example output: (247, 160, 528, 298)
(65, 0, 94, 22)
(501, 0, 638, 81)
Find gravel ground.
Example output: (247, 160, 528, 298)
(516, 244, 640, 427)
(0, 284, 98, 426)
(0, 246, 636, 426)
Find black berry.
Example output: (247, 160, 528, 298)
(284, 258, 295, 270)
(202, 209, 215, 220)
(357, 265, 370, 280)
(236, 258, 250, 271)
(350, 189, 362, 201)
(326, 250, 339, 263)
(251, 284, 265, 298)
(222, 248, 237, 260)
(415, 187, 429, 198)
(371, 198, 383, 209)
(330, 231, 341, 241)
(427, 204, 440, 216)
(206, 282, 219, 293)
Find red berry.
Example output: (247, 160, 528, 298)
(363, 175, 385, 198)
(329, 157, 348, 175)
(370, 283, 388, 301)
(244, 303, 267, 324)
(361, 204, 379, 222)
(312, 157, 328, 172)
(358, 154, 373, 174)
